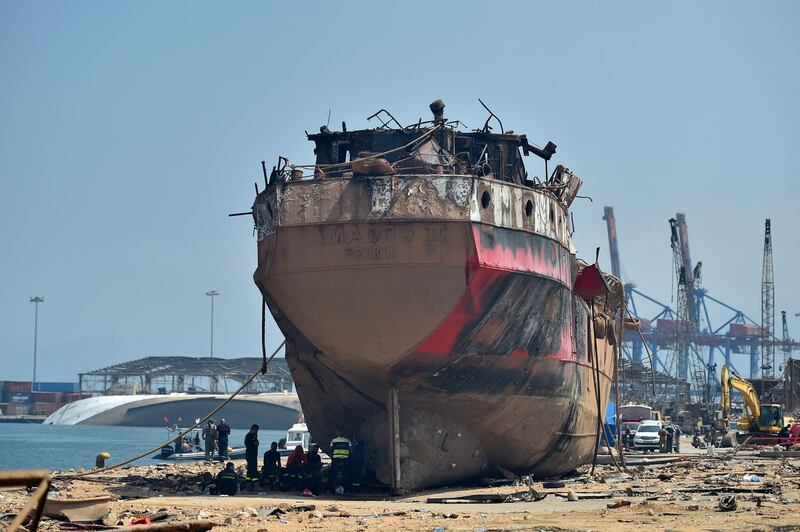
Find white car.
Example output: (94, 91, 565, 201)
(633, 422, 663, 451)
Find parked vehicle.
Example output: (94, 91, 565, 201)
(618, 404, 652, 423)
(633, 421, 663, 451)
(621, 421, 641, 448)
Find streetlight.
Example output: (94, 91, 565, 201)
(205, 290, 220, 358)
(30, 297, 44, 392)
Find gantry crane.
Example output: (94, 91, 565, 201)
(669, 216, 700, 385)
(604, 206, 800, 411)
(783, 311, 792, 370)
(762, 219, 775, 379)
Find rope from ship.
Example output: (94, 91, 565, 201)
(54, 337, 286, 480)
(588, 302, 627, 474)
(615, 303, 626, 468)
(589, 302, 603, 475)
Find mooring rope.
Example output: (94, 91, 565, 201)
(54, 339, 286, 480)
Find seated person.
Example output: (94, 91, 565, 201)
(287, 445, 307, 467)
(305, 444, 323, 494)
(262, 441, 281, 475)
(216, 462, 239, 496)
(261, 441, 282, 488)
(200, 471, 218, 495)
(285, 445, 307, 490)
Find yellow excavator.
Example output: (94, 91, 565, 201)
(721, 366, 793, 435)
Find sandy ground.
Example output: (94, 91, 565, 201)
(3, 438, 800, 531)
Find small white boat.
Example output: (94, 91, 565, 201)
(279, 422, 312, 456)
(152, 427, 246, 461)
(159, 446, 248, 461)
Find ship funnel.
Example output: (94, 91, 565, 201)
(429, 99, 445, 122)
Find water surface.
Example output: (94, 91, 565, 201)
(0, 423, 285, 472)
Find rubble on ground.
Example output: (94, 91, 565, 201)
(2, 446, 800, 531)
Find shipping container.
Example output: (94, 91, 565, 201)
(33, 382, 80, 393)
(8, 392, 31, 404)
(729, 323, 762, 337)
(3, 403, 30, 415)
(31, 391, 62, 403)
(1, 381, 32, 393)
(64, 393, 84, 403)
(656, 319, 695, 336)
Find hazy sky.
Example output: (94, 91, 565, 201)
(1, 1, 798, 382)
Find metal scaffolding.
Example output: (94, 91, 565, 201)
(78, 356, 293, 396)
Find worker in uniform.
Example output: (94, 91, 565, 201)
(285, 445, 307, 491)
(203, 419, 218, 461)
(328, 433, 353, 493)
(665, 425, 674, 453)
(217, 418, 231, 461)
(262, 441, 282, 489)
(658, 426, 668, 453)
(216, 462, 239, 496)
(244, 424, 260, 478)
(673, 425, 681, 452)
(305, 444, 323, 494)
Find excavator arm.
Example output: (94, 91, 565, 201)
(721, 366, 789, 435)
(720, 366, 731, 427)
(728, 370, 763, 432)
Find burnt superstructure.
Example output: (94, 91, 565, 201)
(249, 101, 622, 490)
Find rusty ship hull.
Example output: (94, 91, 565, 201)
(253, 171, 619, 490)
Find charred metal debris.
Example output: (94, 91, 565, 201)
(259, 99, 582, 210)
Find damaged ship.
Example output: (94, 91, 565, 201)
(249, 100, 623, 490)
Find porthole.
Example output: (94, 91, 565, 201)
(481, 190, 491, 209)
(525, 200, 533, 218)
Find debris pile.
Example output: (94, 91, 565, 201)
(2, 446, 800, 530)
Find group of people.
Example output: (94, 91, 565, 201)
(658, 425, 681, 452)
(201, 418, 231, 461)
(263, 441, 324, 493)
(620, 423, 682, 452)
(200, 425, 359, 496)
(248, 425, 328, 494)
(198, 422, 261, 497)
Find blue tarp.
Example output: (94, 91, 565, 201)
(605, 402, 616, 425)
(603, 402, 617, 444)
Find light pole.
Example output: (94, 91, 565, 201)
(205, 290, 219, 358)
(30, 297, 44, 391)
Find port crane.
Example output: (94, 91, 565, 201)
(762, 219, 776, 379)
(604, 207, 800, 411)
